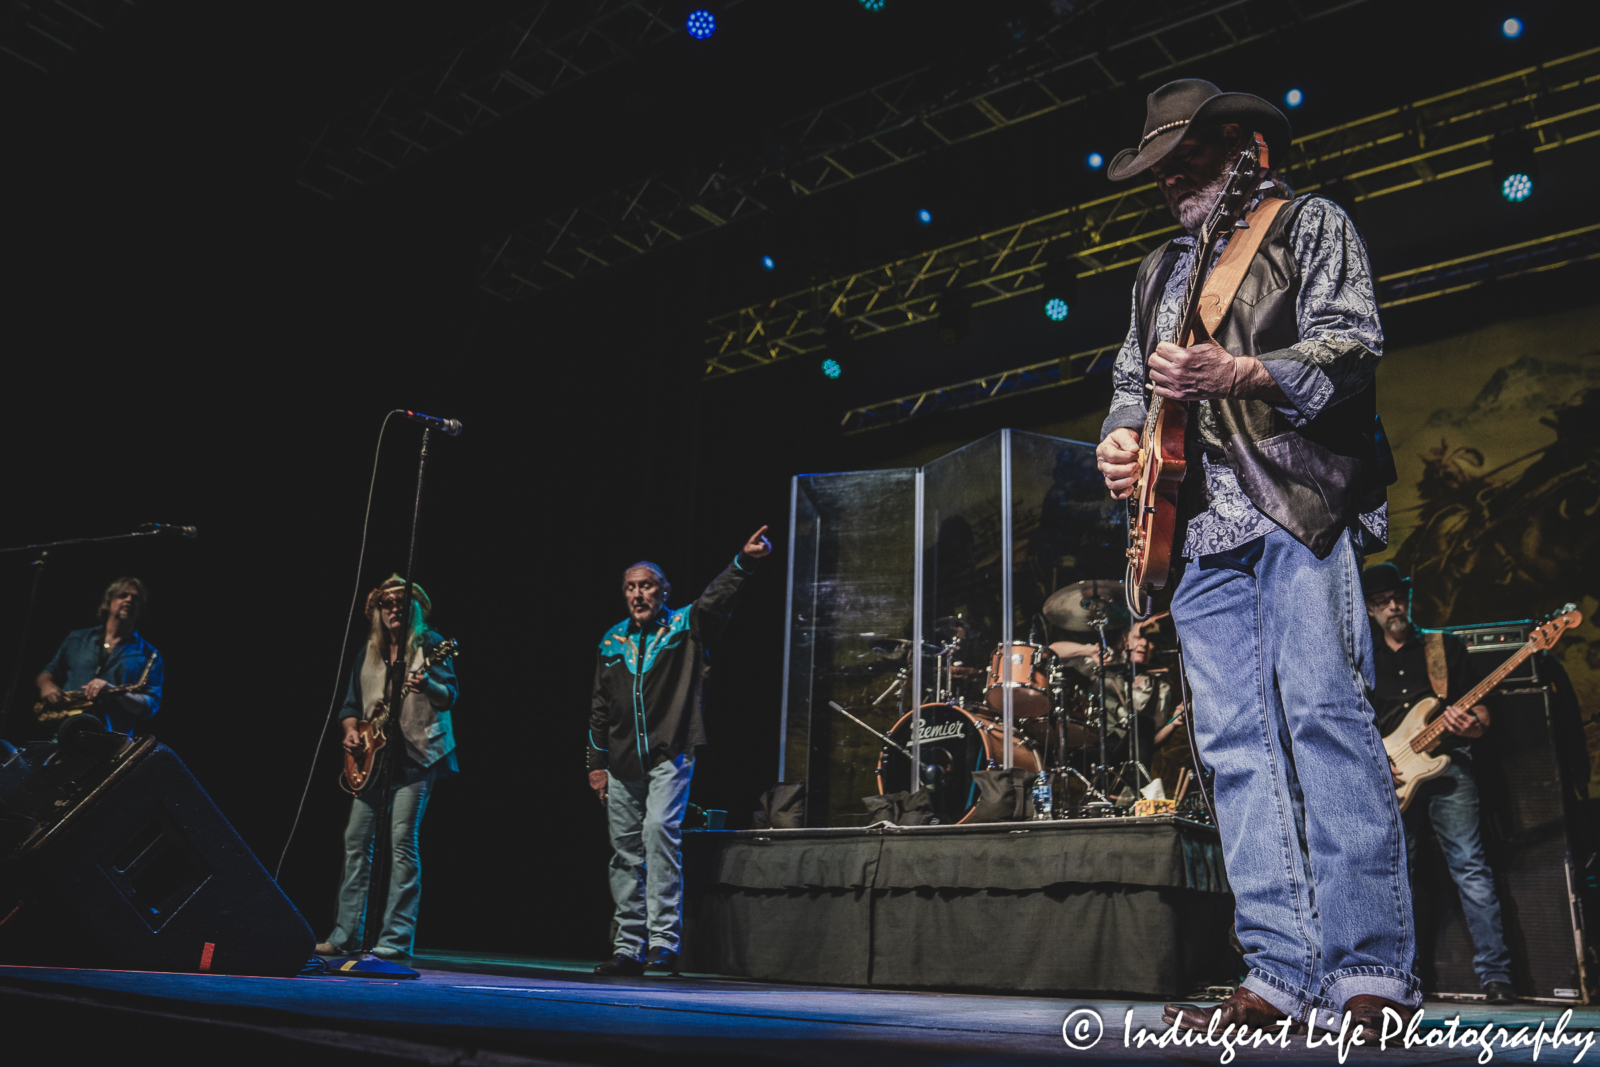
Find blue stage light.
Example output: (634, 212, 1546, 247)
(916, 208, 932, 225)
(858, 0, 885, 10)
(1502, 17, 1523, 37)
(1284, 89, 1304, 108)
(1087, 152, 1104, 170)
(1501, 172, 1532, 201)
(821, 358, 842, 379)
(761, 254, 775, 271)
(1044, 297, 1069, 322)
(686, 10, 716, 39)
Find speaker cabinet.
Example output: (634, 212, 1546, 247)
(1415, 627, 1589, 1003)
(0, 739, 314, 976)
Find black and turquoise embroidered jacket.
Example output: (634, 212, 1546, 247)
(587, 554, 760, 782)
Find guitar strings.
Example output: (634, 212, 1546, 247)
(273, 409, 399, 882)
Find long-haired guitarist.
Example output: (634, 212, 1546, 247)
(35, 576, 164, 733)
(1363, 562, 1514, 1006)
(1093, 79, 1415, 1040)
(316, 574, 459, 961)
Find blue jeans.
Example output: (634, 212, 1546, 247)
(325, 768, 435, 954)
(1172, 527, 1421, 1021)
(607, 754, 693, 958)
(1406, 760, 1513, 986)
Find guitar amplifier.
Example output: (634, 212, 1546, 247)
(1414, 625, 1587, 1002)
(1451, 622, 1542, 684)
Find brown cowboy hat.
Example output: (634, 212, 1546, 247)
(1107, 78, 1291, 182)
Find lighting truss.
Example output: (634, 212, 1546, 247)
(706, 45, 1600, 381)
(0, 0, 136, 75)
(479, 0, 1378, 299)
(295, 1, 692, 200)
(840, 221, 1600, 434)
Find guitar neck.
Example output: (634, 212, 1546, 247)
(1413, 638, 1539, 750)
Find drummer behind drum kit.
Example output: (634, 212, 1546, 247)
(836, 579, 1193, 826)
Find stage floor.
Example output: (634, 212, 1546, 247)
(1, 950, 1595, 1065)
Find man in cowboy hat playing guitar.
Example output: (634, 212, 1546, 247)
(1095, 79, 1413, 1040)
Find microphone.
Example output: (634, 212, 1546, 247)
(403, 410, 463, 436)
(138, 523, 199, 539)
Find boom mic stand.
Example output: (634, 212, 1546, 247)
(344, 423, 437, 978)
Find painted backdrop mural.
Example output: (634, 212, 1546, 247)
(1368, 304, 1600, 792)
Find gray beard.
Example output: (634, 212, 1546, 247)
(1383, 613, 1410, 640)
(1172, 171, 1230, 235)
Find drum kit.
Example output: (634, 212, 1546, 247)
(835, 578, 1188, 825)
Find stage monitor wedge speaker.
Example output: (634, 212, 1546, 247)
(0, 735, 314, 976)
(1416, 623, 1590, 1003)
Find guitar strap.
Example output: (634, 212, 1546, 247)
(1193, 195, 1290, 340)
(1423, 632, 1450, 700)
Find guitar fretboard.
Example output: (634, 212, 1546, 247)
(1409, 620, 1567, 752)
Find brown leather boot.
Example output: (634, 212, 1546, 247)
(1343, 995, 1418, 1045)
(1163, 987, 1299, 1033)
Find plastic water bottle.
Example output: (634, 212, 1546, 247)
(1031, 771, 1053, 820)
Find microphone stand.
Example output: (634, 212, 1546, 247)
(354, 426, 432, 975)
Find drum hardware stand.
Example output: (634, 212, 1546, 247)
(872, 667, 908, 707)
(1084, 592, 1123, 815)
(827, 701, 911, 760)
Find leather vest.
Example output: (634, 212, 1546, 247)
(1133, 196, 1394, 558)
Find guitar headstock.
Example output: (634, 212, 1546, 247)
(431, 638, 459, 664)
(1197, 131, 1270, 250)
(1528, 606, 1582, 651)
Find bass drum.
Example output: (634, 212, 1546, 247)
(876, 703, 1040, 825)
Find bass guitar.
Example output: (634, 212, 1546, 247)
(1384, 607, 1580, 813)
(34, 654, 158, 724)
(1125, 132, 1272, 619)
(340, 638, 458, 795)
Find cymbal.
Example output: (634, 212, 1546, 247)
(1042, 579, 1129, 631)
(932, 616, 971, 641)
(1062, 651, 1128, 679)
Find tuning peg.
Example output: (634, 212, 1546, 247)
(1234, 220, 1250, 229)
(1258, 181, 1275, 191)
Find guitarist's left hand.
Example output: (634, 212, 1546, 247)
(1149, 341, 1287, 404)
(1440, 703, 1488, 739)
(403, 673, 428, 694)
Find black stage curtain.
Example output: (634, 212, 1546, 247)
(682, 817, 1238, 996)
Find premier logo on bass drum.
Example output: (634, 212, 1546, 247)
(913, 720, 967, 744)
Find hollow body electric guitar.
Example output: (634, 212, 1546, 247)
(1125, 133, 1271, 619)
(340, 638, 458, 795)
(1384, 607, 1580, 813)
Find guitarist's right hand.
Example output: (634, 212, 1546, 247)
(38, 681, 64, 705)
(342, 720, 363, 754)
(1097, 427, 1142, 500)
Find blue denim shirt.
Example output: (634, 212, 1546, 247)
(40, 626, 165, 733)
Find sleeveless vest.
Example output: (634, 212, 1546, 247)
(1132, 196, 1395, 558)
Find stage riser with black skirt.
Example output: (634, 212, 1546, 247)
(682, 817, 1237, 996)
